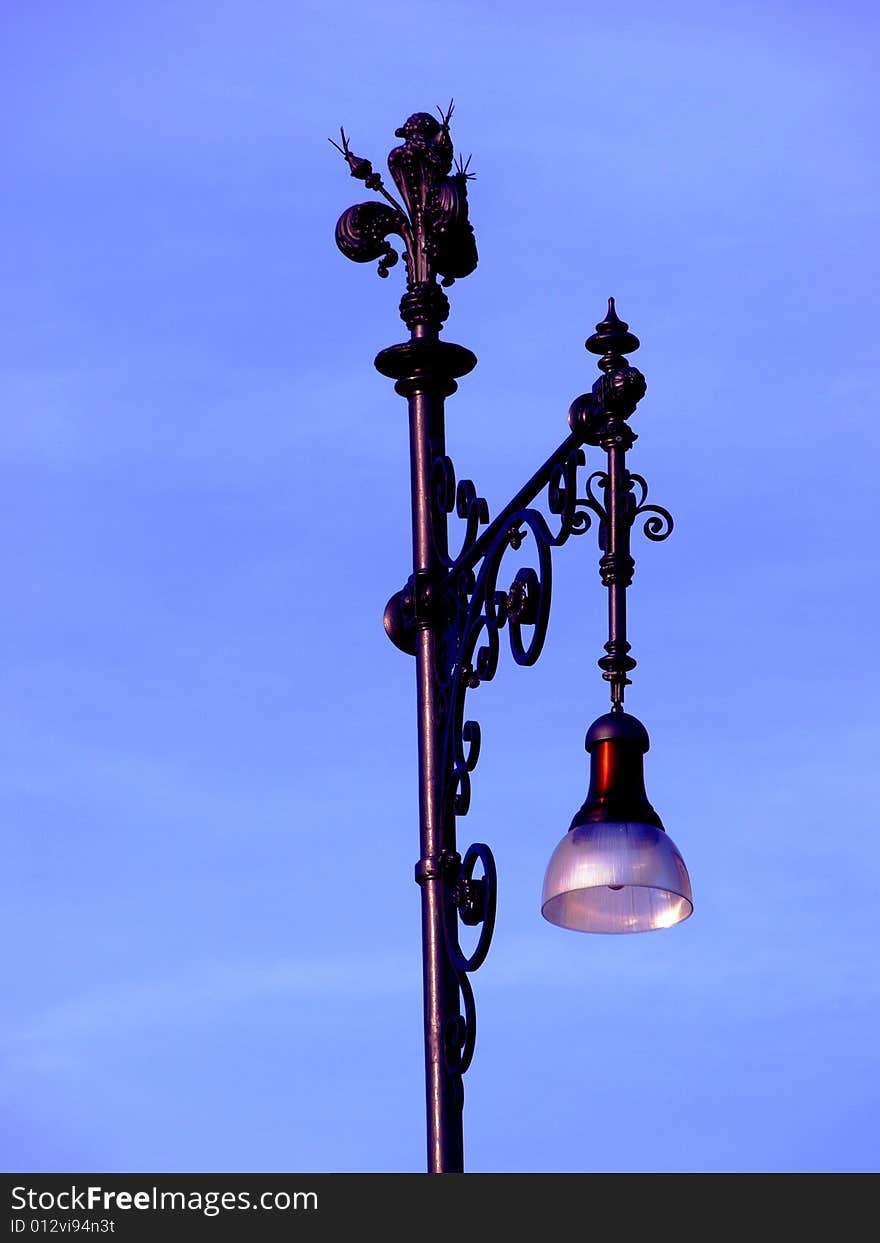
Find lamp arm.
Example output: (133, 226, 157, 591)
(441, 427, 586, 575)
(435, 427, 604, 826)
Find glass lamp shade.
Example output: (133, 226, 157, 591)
(541, 710, 693, 933)
(541, 820, 693, 933)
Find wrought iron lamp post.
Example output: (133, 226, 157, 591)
(332, 106, 693, 1173)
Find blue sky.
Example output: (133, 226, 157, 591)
(2, 0, 878, 1172)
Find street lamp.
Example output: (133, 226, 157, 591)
(332, 105, 693, 1173)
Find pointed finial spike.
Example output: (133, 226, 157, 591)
(585, 297, 640, 361)
(604, 297, 623, 326)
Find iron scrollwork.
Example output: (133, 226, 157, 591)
(442, 445, 605, 840)
(629, 473, 674, 542)
(439, 841, 496, 1092)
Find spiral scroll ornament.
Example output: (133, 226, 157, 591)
(441, 841, 497, 1088)
(430, 453, 490, 567)
(629, 472, 674, 542)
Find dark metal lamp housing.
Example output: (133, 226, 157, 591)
(542, 711, 693, 933)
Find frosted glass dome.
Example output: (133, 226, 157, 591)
(541, 820, 693, 934)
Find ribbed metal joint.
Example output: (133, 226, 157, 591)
(599, 552, 635, 587)
(414, 850, 460, 886)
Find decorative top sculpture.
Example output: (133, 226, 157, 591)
(332, 102, 477, 332)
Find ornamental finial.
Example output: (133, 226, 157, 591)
(586, 297, 642, 373)
(333, 106, 478, 334)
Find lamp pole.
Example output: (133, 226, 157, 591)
(333, 106, 692, 1174)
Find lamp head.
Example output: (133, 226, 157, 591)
(541, 710, 693, 934)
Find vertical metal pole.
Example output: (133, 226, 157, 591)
(587, 299, 643, 706)
(405, 379, 464, 1173)
(604, 439, 633, 709)
(377, 320, 476, 1172)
